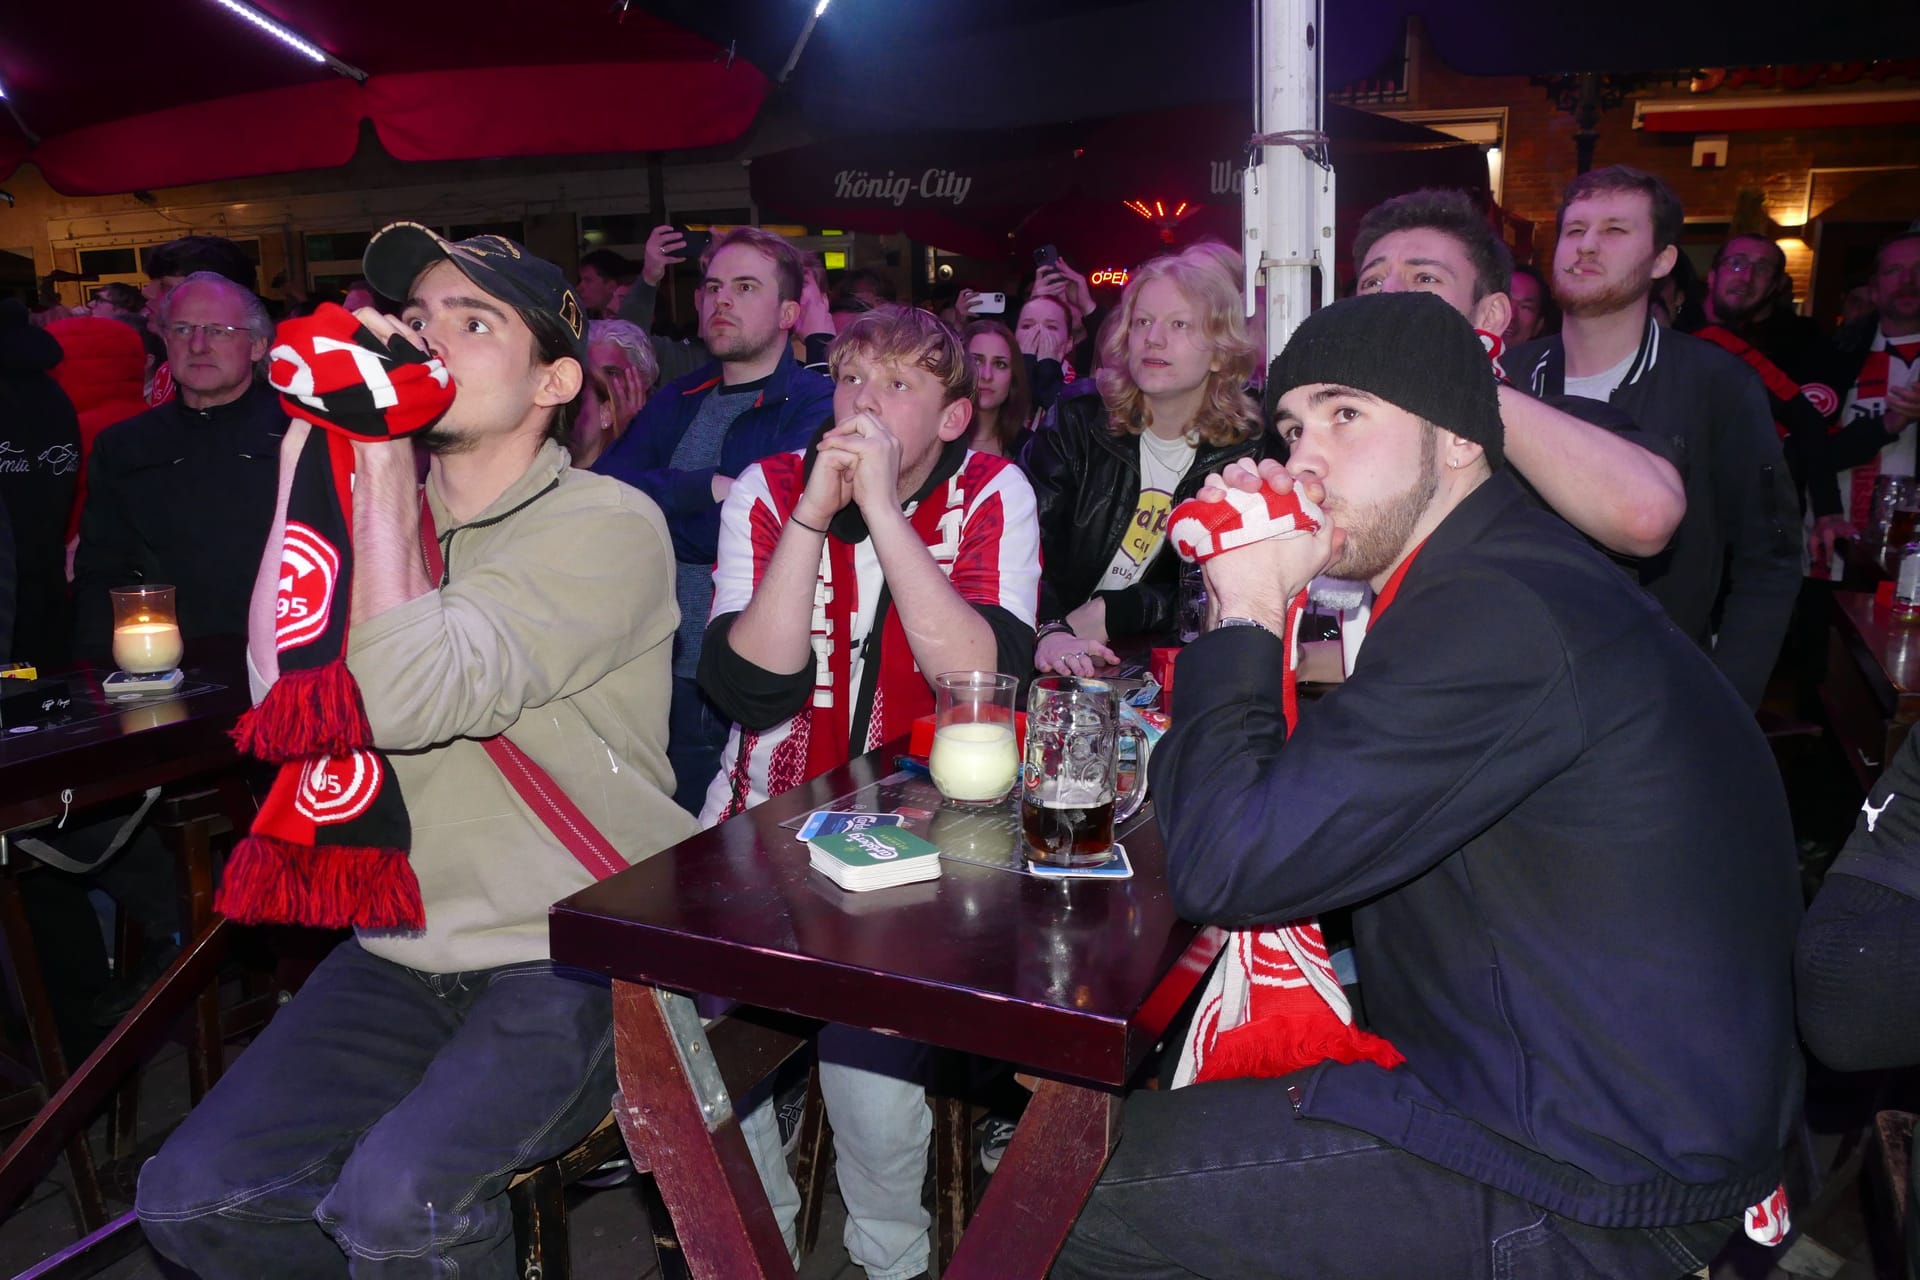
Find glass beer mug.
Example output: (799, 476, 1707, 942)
(1020, 676, 1151, 867)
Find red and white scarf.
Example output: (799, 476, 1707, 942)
(1841, 330, 1920, 524)
(1165, 485, 1406, 1085)
(216, 303, 455, 930)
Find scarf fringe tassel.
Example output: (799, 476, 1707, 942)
(1193, 1011, 1406, 1087)
(216, 834, 426, 931)
(230, 659, 372, 763)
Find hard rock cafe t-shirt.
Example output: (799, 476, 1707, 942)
(1096, 428, 1197, 593)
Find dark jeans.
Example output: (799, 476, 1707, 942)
(668, 673, 731, 816)
(1051, 1076, 1736, 1280)
(136, 938, 616, 1279)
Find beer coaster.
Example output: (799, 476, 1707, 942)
(1026, 843, 1133, 880)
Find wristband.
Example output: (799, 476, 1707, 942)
(1035, 621, 1075, 642)
(789, 514, 829, 536)
(1215, 616, 1281, 638)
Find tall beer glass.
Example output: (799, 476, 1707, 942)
(1020, 677, 1150, 867)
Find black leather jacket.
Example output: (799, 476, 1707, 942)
(1018, 391, 1277, 638)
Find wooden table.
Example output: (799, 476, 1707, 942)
(1824, 590, 1920, 789)
(0, 640, 259, 1259)
(550, 741, 1223, 1280)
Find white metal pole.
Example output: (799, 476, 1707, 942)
(1246, 0, 1336, 370)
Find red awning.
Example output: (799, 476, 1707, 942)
(0, 2, 768, 195)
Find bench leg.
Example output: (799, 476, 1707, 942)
(611, 981, 794, 1279)
(931, 1092, 973, 1274)
(0, 860, 108, 1233)
(794, 1067, 830, 1258)
(161, 815, 222, 1102)
(509, 1161, 567, 1280)
(942, 1080, 1119, 1280)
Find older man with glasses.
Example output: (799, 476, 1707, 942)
(73, 270, 284, 656)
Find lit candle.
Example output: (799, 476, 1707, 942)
(113, 621, 183, 674)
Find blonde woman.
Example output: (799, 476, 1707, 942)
(1019, 243, 1275, 675)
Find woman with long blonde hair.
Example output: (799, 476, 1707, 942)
(1019, 243, 1274, 675)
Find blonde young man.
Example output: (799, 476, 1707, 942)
(699, 306, 1041, 1280)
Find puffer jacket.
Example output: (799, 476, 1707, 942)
(48, 316, 149, 542)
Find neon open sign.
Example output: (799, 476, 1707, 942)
(1090, 268, 1130, 287)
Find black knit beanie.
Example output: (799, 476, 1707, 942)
(1266, 292, 1504, 469)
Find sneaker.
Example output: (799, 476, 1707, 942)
(977, 1116, 1018, 1174)
(575, 1154, 634, 1189)
(775, 1075, 809, 1157)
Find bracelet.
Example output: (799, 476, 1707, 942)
(1215, 616, 1281, 638)
(1035, 621, 1075, 642)
(788, 514, 829, 536)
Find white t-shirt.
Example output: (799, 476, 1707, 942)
(1096, 429, 1197, 592)
(1562, 349, 1638, 404)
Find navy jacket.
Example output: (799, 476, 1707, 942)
(1156, 472, 1803, 1227)
(592, 346, 833, 567)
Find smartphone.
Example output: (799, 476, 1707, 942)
(965, 291, 1007, 316)
(1033, 244, 1060, 270)
(671, 226, 714, 264)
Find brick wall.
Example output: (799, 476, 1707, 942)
(1400, 30, 1920, 296)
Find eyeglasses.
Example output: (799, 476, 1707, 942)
(164, 321, 253, 344)
(1717, 254, 1777, 277)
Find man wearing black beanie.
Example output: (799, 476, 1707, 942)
(1053, 292, 1804, 1280)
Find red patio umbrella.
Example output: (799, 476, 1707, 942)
(0, 1, 769, 195)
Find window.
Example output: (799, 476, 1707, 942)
(79, 247, 139, 276)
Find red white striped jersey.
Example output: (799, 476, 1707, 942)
(698, 448, 1041, 824)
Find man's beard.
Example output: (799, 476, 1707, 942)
(1555, 264, 1654, 320)
(1324, 426, 1439, 581)
(1713, 280, 1772, 330)
(419, 426, 476, 456)
(705, 323, 782, 366)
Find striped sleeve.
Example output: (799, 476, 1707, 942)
(710, 455, 801, 620)
(948, 458, 1042, 627)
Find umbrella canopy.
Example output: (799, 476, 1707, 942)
(6, 0, 1913, 196)
(749, 103, 1492, 265)
(0, 1, 770, 194)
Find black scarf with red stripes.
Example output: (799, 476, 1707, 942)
(215, 303, 455, 930)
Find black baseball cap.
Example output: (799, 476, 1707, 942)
(363, 221, 587, 364)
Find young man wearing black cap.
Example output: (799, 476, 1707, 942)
(1053, 292, 1803, 1279)
(136, 224, 695, 1276)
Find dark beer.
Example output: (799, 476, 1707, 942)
(1892, 505, 1920, 554)
(1021, 781, 1117, 867)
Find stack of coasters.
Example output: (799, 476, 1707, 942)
(809, 826, 944, 892)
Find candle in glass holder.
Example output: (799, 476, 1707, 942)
(110, 585, 183, 674)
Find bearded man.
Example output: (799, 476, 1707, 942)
(1505, 165, 1799, 708)
(1053, 292, 1804, 1280)
(592, 227, 834, 812)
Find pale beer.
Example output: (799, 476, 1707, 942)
(929, 722, 1019, 803)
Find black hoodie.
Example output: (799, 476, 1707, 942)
(0, 301, 81, 663)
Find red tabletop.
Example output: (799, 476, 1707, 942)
(549, 741, 1220, 1089)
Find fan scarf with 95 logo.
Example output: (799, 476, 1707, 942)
(1164, 481, 1407, 1086)
(216, 303, 454, 930)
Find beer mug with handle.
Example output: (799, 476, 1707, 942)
(1021, 676, 1151, 867)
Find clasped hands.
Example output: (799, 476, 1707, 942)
(792, 413, 908, 532)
